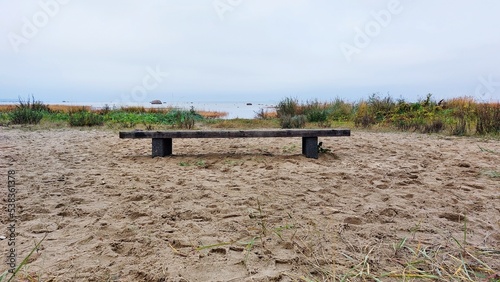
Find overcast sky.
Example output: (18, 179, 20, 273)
(1, 0, 499, 104)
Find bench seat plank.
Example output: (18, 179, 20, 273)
(120, 129, 350, 139)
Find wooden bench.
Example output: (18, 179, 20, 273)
(119, 129, 350, 159)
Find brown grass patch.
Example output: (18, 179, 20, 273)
(206, 118, 279, 129)
(0, 104, 92, 113)
(197, 110, 228, 119)
(0, 105, 16, 112)
(255, 108, 278, 119)
(49, 104, 92, 112)
(446, 96, 476, 109)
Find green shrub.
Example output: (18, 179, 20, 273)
(451, 117, 467, 135)
(69, 109, 104, 126)
(276, 97, 300, 118)
(368, 93, 396, 122)
(100, 104, 111, 115)
(422, 119, 445, 133)
(394, 100, 411, 114)
(299, 99, 331, 123)
(305, 107, 328, 123)
(0, 112, 11, 125)
(167, 107, 203, 129)
(329, 98, 353, 121)
(476, 103, 500, 135)
(103, 107, 203, 128)
(254, 108, 267, 119)
(104, 111, 140, 127)
(354, 102, 375, 128)
(20, 95, 51, 112)
(9, 96, 48, 124)
(42, 111, 69, 123)
(280, 114, 306, 128)
(10, 107, 44, 124)
(173, 110, 195, 129)
(120, 106, 146, 113)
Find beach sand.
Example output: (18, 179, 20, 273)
(1, 127, 499, 281)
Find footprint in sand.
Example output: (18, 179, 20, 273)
(439, 213, 466, 222)
(343, 217, 363, 225)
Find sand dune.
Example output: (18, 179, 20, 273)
(0, 127, 499, 281)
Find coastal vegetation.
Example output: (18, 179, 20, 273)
(0, 98, 214, 129)
(270, 94, 499, 136)
(0, 94, 498, 136)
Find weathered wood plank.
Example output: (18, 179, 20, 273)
(119, 129, 350, 139)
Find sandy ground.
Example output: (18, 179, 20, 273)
(0, 127, 499, 281)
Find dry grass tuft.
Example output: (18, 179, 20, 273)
(49, 104, 92, 112)
(197, 110, 228, 119)
(0, 105, 16, 112)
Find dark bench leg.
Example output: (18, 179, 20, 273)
(302, 137, 318, 159)
(152, 138, 172, 157)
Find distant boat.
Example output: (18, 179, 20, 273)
(246, 103, 252, 105)
(150, 100, 162, 104)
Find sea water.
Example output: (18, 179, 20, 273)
(92, 101, 276, 119)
